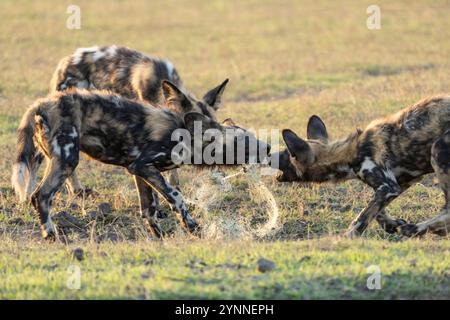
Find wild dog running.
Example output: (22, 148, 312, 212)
(272, 96, 450, 238)
(11, 89, 270, 240)
(46, 45, 229, 194)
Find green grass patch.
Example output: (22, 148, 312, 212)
(1, 238, 449, 299)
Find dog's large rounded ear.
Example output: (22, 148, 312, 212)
(202, 78, 229, 110)
(282, 129, 313, 164)
(162, 80, 192, 111)
(307, 115, 328, 142)
(184, 112, 211, 134)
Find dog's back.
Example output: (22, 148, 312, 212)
(50, 46, 182, 105)
(358, 96, 450, 171)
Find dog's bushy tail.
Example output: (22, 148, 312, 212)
(11, 106, 38, 202)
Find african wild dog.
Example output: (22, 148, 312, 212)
(50, 46, 228, 118)
(38, 45, 229, 196)
(272, 96, 450, 238)
(11, 89, 269, 240)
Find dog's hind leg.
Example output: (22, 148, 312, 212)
(152, 191, 168, 219)
(31, 155, 79, 240)
(134, 176, 165, 238)
(31, 126, 80, 240)
(52, 66, 92, 197)
(27, 150, 46, 199)
(400, 131, 450, 237)
(403, 209, 450, 237)
(128, 160, 199, 235)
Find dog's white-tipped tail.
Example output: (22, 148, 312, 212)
(11, 162, 30, 202)
(11, 106, 38, 202)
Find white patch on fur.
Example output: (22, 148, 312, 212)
(11, 163, 30, 202)
(92, 46, 117, 61)
(145, 152, 166, 164)
(165, 60, 175, 77)
(359, 157, 377, 176)
(93, 50, 106, 61)
(52, 140, 61, 156)
(383, 169, 397, 182)
(385, 192, 399, 198)
(76, 80, 89, 89)
(72, 46, 99, 65)
(130, 147, 141, 157)
(69, 127, 78, 138)
(382, 184, 399, 198)
(106, 45, 117, 57)
(64, 143, 74, 157)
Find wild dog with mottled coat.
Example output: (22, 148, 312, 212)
(51, 45, 228, 116)
(272, 96, 450, 238)
(11, 89, 269, 240)
(43, 45, 229, 195)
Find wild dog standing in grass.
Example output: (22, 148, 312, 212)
(36, 45, 229, 196)
(11, 89, 269, 240)
(272, 96, 450, 238)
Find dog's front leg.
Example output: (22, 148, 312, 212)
(347, 168, 402, 238)
(134, 176, 165, 238)
(128, 162, 199, 235)
(346, 192, 396, 238)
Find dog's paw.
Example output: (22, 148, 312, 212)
(399, 223, 420, 237)
(74, 188, 98, 198)
(42, 229, 57, 241)
(344, 227, 361, 239)
(184, 219, 201, 237)
(383, 218, 407, 234)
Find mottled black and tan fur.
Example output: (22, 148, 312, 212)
(44, 45, 229, 195)
(11, 89, 269, 240)
(273, 96, 450, 238)
(50, 45, 228, 117)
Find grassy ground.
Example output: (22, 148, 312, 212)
(2, 238, 449, 299)
(0, 0, 449, 299)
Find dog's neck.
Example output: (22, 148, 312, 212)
(302, 130, 362, 183)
